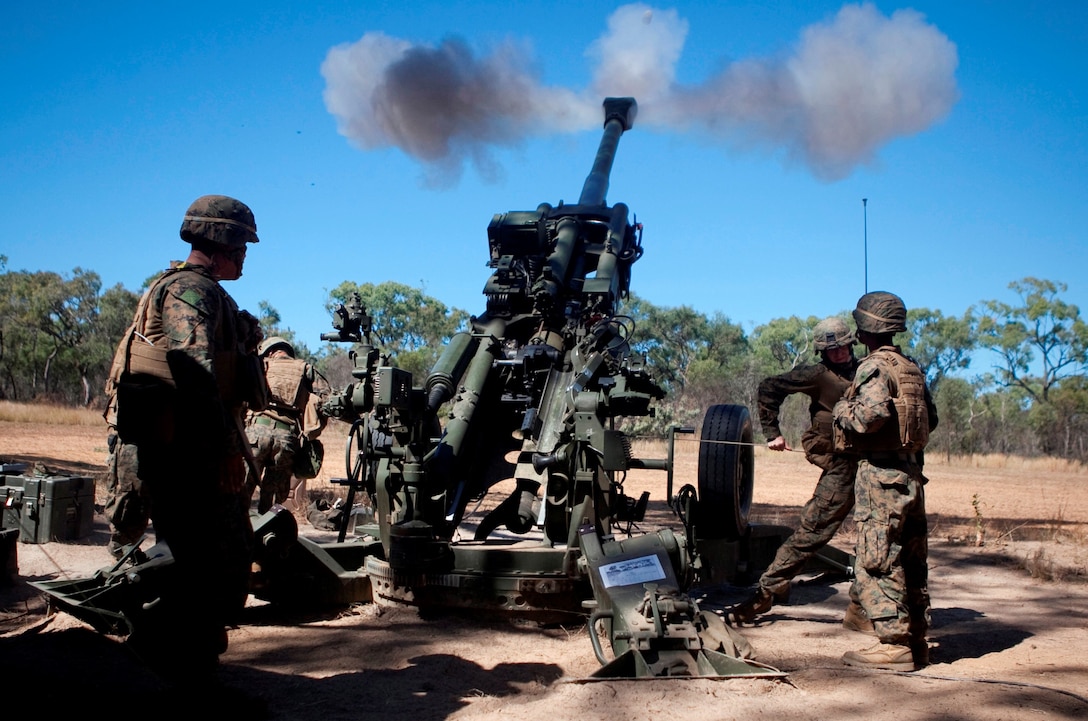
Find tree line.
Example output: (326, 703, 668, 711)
(2, 256, 1084, 462)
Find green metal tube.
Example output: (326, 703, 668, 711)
(425, 331, 477, 412)
(579, 98, 637, 206)
(432, 319, 505, 465)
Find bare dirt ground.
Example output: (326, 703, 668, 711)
(2, 419, 1087, 720)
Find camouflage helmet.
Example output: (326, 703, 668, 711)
(852, 291, 908, 334)
(812, 317, 856, 351)
(180, 195, 259, 247)
(258, 336, 294, 358)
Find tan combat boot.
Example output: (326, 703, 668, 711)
(842, 601, 876, 635)
(728, 586, 789, 624)
(842, 642, 916, 671)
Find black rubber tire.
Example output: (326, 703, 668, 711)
(696, 404, 754, 540)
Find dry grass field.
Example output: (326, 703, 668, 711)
(2, 401, 1087, 720)
(172, 412, 1088, 578)
(3, 401, 1084, 577)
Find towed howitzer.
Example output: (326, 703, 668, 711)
(32, 98, 789, 680)
(310, 97, 778, 677)
(322, 97, 665, 556)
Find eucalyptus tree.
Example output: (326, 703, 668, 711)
(255, 300, 313, 362)
(622, 294, 748, 432)
(0, 267, 109, 403)
(902, 307, 977, 391)
(748, 315, 822, 374)
(974, 277, 1087, 403)
(326, 280, 470, 380)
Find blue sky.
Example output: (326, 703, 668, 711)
(3, 1, 1085, 374)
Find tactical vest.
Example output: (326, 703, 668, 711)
(263, 356, 308, 419)
(106, 269, 181, 389)
(840, 349, 930, 453)
(103, 267, 188, 432)
(802, 365, 854, 456)
(105, 265, 266, 440)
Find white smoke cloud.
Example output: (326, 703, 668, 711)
(588, 4, 688, 104)
(321, 3, 959, 182)
(652, 4, 961, 178)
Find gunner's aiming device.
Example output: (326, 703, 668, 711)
(34, 98, 786, 679)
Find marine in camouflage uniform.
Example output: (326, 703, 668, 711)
(244, 337, 331, 513)
(102, 194, 267, 683)
(731, 317, 866, 627)
(832, 291, 938, 671)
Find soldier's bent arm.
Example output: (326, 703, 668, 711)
(832, 365, 893, 435)
(757, 364, 823, 439)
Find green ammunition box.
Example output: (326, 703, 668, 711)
(0, 474, 95, 544)
(1, 477, 26, 532)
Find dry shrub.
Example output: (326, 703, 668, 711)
(1024, 546, 1057, 581)
(0, 401, 102, 426)
(1004, 508, 1088, 583)
(925, 452, 1088, 475)
(631, 437, 669, 457)
(1018, 546, 1086, 583)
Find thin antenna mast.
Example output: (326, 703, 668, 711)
(862, 198, 868, 293)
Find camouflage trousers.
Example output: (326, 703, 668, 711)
(853, 457, 930, 645)
(103, 432, 152, 557)
(759, 454, 858, 597)
(107, 435, 254, 679)
(244, 422, 299, 514)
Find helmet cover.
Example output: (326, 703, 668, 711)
(258, 336, 294, 358)
(812, 317, 856, 351)
(180, 194, 259, 247)
(852, 291, 907, 334)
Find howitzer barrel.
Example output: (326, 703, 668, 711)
(578, 97, 637, 207)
